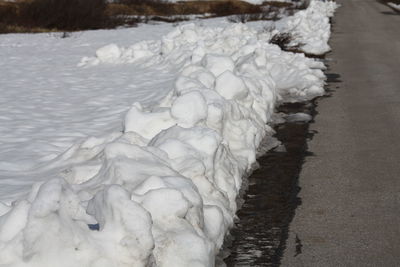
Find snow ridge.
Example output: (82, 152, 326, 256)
(282, 0, 339, 55)
(0, 1, 336, 266)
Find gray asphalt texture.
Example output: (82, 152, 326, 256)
(281, 0, 400, 266)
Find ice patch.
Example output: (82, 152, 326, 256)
(285, 112, 312, 123)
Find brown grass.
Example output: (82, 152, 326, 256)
(379, 0, 400, 4)
(0, 0, 307, 34)
(0, 0, 115, 33)
(107, 0, 266, 17)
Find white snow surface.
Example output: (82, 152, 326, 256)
(0, 1, 335, 266)
(0, 23, 181, 200)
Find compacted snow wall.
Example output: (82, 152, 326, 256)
(282, 0, 338, 55)
(0, 1, 337, 266)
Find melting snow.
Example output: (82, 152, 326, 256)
(0, 1, 337, 266)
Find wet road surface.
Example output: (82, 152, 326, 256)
(223, 100, 318, 266)
(282, 0, 400, 266)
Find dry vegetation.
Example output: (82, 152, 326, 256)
(0, 0, 112, 33)
(107, 0, 290, 17)
(0, 0, 306, 34)
(379, 0, 400, 4)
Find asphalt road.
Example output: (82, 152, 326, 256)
(281, 0, 400, 266)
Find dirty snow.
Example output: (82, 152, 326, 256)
(0, 1, 337, 266)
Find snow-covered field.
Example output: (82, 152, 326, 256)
(0, 1, 337, 266)
(0, 23, 178, 201)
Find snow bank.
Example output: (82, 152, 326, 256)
(0, 2, 334, 266)
(388, 2, 400, 12)
(282, 0, 339, 55)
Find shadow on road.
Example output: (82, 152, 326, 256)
(222, 66, 342, 266)
(381, 11, 400, 15)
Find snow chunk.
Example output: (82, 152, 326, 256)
(214, 71, 249, 100)
(124, 103, 176, 140)
(87, 185, 154, 265)
(202, 54, 235, 77)
(95, 43, 122, 63)
(140, 188, 190, 221)
(171, 91, 208, 127)
(285, 112, 312, 123)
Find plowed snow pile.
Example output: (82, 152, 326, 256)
(0, 1, 337, 266)
(282, 0, 338, 55)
